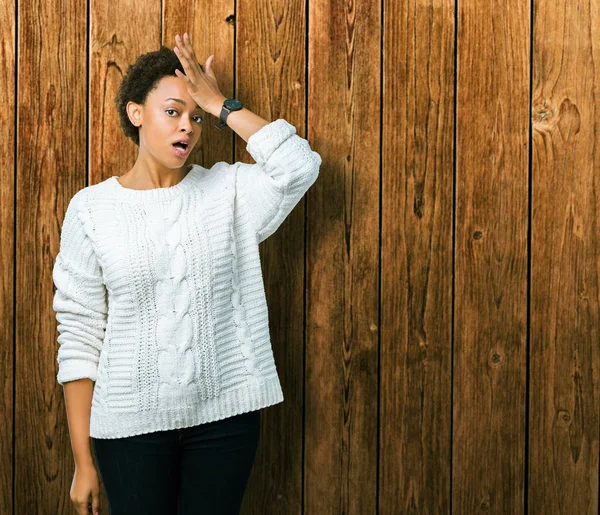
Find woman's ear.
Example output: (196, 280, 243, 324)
(126, 101, 142, 127)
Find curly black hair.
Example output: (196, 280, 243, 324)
(115, 45, 187, 147)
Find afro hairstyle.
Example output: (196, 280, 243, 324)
(115, 45, 192, 147)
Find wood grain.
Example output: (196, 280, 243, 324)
(453, 0, 530, 512)
(8, 0, 600, 513)
(235, 0, 307, 512)
(380, 0, 455, 512)
(306, 0, 381, 513)
(529, 0, 600, 513)
(0, 0, 15, 513)
(17, 0, 88, 511)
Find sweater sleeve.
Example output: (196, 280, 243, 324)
(235, 118, 322, 243)
(52, 190, 108, 385)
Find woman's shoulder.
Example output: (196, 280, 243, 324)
(67, 176, 115, 205)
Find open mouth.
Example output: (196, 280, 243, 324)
(172, 140, 191, 157)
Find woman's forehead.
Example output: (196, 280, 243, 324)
(150, 77, 200, 109)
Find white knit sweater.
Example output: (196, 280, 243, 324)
(52, 118, 321, 439)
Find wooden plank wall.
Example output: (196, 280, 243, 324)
(3, 0, 599, 513)
(530, 0, 599, 513)
(1, 0, 15, 512)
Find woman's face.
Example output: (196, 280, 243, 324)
(127, 75, 205, 170)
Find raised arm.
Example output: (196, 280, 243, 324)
(230, 118, 322, 243)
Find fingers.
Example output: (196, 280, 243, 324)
(174, 68, 189, 81)
(173, 33, 219, 92)
(71, 497, 90, 515)
(173, 35, 192, 76)
(175, 33, 195, 64)
(205, 55, 217, 79)
(175, 33, 204, 82)
(91, 488, 100, 515)
(173, 39, 188, 65)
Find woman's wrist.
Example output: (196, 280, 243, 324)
(75, 456, 96, 470)
(203, 94, 270, 142)
(206, 94, 226, 118)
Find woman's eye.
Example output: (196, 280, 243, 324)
(166, 109, 203, 123)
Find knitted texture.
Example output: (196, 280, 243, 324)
(52, 118, 321, 438)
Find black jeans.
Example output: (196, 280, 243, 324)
(91, 409, 261, 515)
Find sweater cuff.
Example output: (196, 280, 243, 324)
(246, 119, 297, 164)
(57, 359, 99, 385)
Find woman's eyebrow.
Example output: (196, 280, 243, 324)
(164, 97, 203, 111)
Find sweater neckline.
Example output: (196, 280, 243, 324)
(110, 165, 199, 201)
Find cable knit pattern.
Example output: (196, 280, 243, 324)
(147, 197, 213, 404)
(231, 165, 262, 384)
(52, 118, 321, 438)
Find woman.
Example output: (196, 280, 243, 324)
(52, 33, 321, 515)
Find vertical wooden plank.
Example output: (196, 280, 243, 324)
(87, 0, 160, 512)
(90, 0, 162, 183)
(235, 1, 308, 513)
(0, 0, 15, 512)
(529, 0, 600, 512)
(454, 0, 530, 512)
(17, 0, 87, 511)
(162, 0, 234, 168)
(306, 0, 380, 513)
(380, 0, 455, 511)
